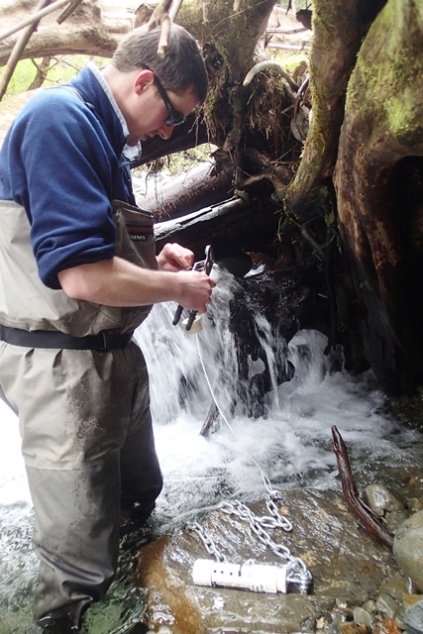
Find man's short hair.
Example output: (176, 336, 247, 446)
(112, 24, 208, 104)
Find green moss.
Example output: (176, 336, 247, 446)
(346, 0, 423, 119)
(386, 92, 423, 144)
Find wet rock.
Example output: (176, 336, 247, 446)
(134, 489, 400, 633)
(361, 486, 407, 537)
(376, 592, 400, 619)
(362, 599, 377, 614)
(364, 484, 404, 518)
(386, 509, 410, 535)
(408, 471, 423, 500)
(393, 510, 423, 592)
(353, 606, 374, 628)
(363, 483, 408, 537)
(403, 598, 423, 634)
(380, 576, 412, 602)
(403, 595, 423, 610)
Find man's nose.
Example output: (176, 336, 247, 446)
(158, 125, 174, 140)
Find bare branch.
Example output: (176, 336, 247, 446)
(157, 14, 171, 58)
(169, 0, 183, 22)
(0, 0, 53, 101)
(57, 0, 84, 24)
(0, 0, 75, 42)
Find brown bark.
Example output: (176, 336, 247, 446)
(27, 56, 53, 90)
(333, 0, 423, 392)
(284, 0, 386, 218)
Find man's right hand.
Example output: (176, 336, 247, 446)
(174, 269, 216, 314)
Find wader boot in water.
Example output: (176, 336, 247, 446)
(0, 200, 162, 628)
(38, 606, 82, 632)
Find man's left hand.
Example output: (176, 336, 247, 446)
(157, 243, 195, 272)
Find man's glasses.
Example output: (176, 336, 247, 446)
(153, 74, 186, 127)
(142, 65, 186, 127)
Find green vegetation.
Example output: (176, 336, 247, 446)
(0, 55, 106, 95)
(278, 0, 311, 10)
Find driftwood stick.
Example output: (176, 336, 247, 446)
(331, 425, 393, 549)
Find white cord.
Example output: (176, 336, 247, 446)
(195, 333, 276, 496)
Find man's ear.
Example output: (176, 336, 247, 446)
(134, 69, 155, 95)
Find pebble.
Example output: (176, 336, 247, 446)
(364, 484, 404, 517)
(353, 606, 374, 628)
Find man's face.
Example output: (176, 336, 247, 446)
(126, 69, 199, 145)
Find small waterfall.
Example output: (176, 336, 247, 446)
(134, 266, 418, 528)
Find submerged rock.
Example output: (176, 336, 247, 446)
(134, 489, 400, 633)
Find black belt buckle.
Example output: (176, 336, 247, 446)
(99, 329, 115, 352)
(98, 329, 133, 352)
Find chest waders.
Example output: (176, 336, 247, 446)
(0, 199, 163, 629)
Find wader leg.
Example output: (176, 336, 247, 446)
(120, 409, 163, 524)
(27, 453, 121, 625)
(0, 382, 17, 415)
(0, 343, 161, 626)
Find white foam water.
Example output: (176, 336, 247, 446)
(136, 269, 418, 529)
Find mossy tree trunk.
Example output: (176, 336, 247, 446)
(333, 0, 423, 392)
(283, 0, 386, 217)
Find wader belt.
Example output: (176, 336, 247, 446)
(0, 324, 133, 352)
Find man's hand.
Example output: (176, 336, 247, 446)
(157, 243, 194, 272)
(173, 269, 216, 314)
(157, 243, 216, 313)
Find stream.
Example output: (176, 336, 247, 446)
(0, 266, 421, 634)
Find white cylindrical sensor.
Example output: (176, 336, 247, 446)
(192, 558, 287, 593)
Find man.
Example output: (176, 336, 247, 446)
(0, 24, 214, 633)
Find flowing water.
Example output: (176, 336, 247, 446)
(0, 267, 421, 634)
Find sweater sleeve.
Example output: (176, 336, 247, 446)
(4, 89, 119, 289)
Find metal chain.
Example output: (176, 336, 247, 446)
(187, 520, 228, 563)
(188, 494, 312, 594)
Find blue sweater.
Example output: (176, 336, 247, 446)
(0, 66, 136, 289)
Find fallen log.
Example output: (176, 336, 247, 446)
(140, 160, 234, 221)
(154, 195, 280, 261)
